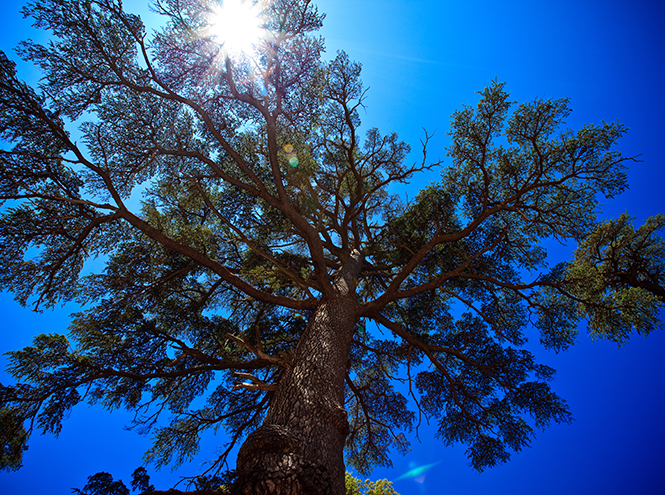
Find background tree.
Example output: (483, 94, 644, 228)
(72, 467, 228, 495)
(0, 1, 663, 494)
(344, 472, 400, 495)
(71, 469, 399, 495)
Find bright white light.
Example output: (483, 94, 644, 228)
(209, 0, 265, 57)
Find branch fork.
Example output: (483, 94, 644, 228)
(225, 328, 293, 368)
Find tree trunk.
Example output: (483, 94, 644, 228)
(233, 251, 363, 495)
(233, 297, 357, 495)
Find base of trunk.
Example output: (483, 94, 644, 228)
(232, 425, 335, 495)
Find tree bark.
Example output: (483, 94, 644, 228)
(233, 252, 363, 495)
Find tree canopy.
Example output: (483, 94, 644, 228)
(0, 0, 663, 493)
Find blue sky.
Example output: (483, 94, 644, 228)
(1, 0, 665, 494)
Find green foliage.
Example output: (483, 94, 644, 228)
(345, 472, 400, 495)
(567, 214, 665, 343)
(0, 406, 28, 471)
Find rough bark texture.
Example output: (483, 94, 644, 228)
(233, 252, 363, 495)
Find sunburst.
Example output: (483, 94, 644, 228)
(208, 0, 265, 57)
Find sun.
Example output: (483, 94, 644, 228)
(208, 0, 265, 57)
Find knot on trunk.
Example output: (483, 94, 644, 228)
(311, 399, 349, 437)
(234, 424, 333, 494)
(237, 424, 303, 468)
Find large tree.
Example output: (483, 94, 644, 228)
(0, 0, 663, 494)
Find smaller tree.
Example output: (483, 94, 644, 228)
(345, 473, 400, 495)
(72, 472, 131, 495)
(71, 469, 399, 495)
(73, 467, 224, 495)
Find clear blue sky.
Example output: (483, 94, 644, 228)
(1, 1, 664, 494)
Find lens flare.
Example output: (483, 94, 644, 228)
(209, 0, 265, 56)
(396, 461, 439, 483)
(284, 143, 299, 167)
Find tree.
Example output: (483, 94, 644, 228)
(344, 472, 400, 495)
(0, 0, 663, 494)
(71, 469, 398, 495)
(72, 472, 132, 495)
(72, 467, 225, 495)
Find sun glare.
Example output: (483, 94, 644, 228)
(209, 0, 265, 57)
